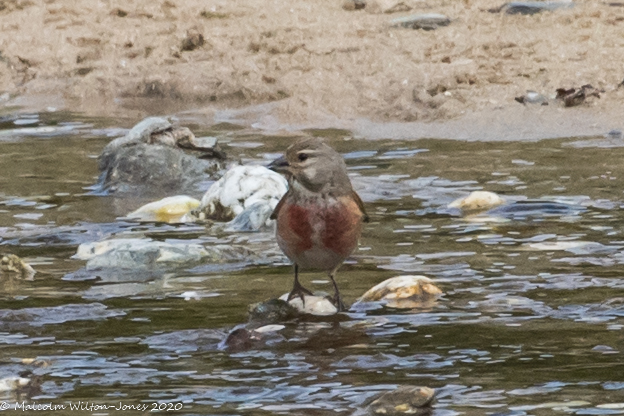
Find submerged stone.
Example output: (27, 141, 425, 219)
(223, 327, 260, 352)
(390, 13, 450, 30)
(223, 324, 286, 352)
(486, 200, 583, 218)
(364, 386, 435, 415)
(74, 238, 254, 271)
(357, 275, 442, 309)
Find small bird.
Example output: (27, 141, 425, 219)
(268, 137, 368, 311)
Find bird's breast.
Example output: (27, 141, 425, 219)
(276, 195, 364, 262)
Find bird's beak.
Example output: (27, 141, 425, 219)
(268, 155, 290, 173)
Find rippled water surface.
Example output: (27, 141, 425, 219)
(2, 111, 624, 415)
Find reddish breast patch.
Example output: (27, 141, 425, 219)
(322, 199, 363, 257)
(284, 204, 314, 251)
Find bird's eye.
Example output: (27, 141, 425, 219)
(297, 153, 309, 162)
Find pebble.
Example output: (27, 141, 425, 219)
(356, 275, 442, 309)
(248, 298, 299, 324)
(0, 254, 36, 279)
(181, 28, 205, 52)
(365, 0, 412, 13)
(222, 324, 286, 352)
(254, 324, 286, 333)
(499, 1, 574, 15)
(125, 195, 201, 223)
(123, 117, 172, 144)
(342, 0, 366, 11)
(177, 135, 225, 158)
(555, 84, 601, 107)
(448, 191, 505, 213)
(515, 90, 549, 105)
(390, 13, 450, 30)
(363, 386, 435, 415)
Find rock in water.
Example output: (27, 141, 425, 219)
(176, 135, 225, 158)
(125, 195, 201, 223)
(73, 238, 254, 271)
(357, 275, 442, 309)
(448, 191, 505, 213)
(98, 144, 218, 195)
(94, 117, 223, 196)
(249, 299, 299, 324)
(194, 165, 288, 229)
(98, 117, 176, 170)
(362, 386, 435, 415)
(0, 254, 36, 279)
(222, 324, 285, 352)
(390, 13, 450, 30)
(278, 293, 339, 316)
(224, 202, 275, 232)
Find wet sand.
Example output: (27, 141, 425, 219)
(1, 0, 623, 139)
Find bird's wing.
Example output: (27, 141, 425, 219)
(270, 194, 287, 220)
(351, 190, 370, 223)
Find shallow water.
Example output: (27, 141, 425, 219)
(1, 111, 624, 415)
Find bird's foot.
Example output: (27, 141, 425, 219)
(286, 281, 314, 306)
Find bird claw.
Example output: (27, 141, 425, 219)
(286, 282, 314, 306)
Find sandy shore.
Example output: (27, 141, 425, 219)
(1, 0, 623, 139)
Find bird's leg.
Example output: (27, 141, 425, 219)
(328, 271, 346, 312)
(287, 264, 314, 305)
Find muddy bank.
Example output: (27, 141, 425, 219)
(1, 0, 623, 139)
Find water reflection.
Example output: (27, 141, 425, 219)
(1, 112, 624, 414)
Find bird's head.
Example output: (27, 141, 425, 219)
(268, 137, 352, 194)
